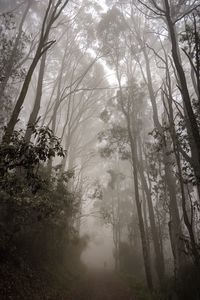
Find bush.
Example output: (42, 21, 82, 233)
(177, 263, 200, 300)
(0, 126, 79, 264)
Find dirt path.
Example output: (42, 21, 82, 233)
(66, 270, 135, 300)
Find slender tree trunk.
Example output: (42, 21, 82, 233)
(3, 50, 45, 143)
(0, 0, 32, 104)
(165, 89, 200, 266)
(164, 0, 200, 184)
(116, 65, 153, 290)
(24, 51, 47, 143)
(142, 188, 151, 264)
(138, 136, 165, 285)
(47, 101, 60, 172)
(3, 0, 69, 143)
(142, 47, 185, 269)
(137, 154, 165, 286)
(129, 131, 153, 290)
(116, 167, 121, 271)
(46, 42, 68, 172)
(123, 107, 153, 289)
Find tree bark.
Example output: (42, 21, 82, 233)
(0, 0, 32, 105)
(120, 97, 153, 290)
(3, 0, 69, 144)
(164, 0, 200, 187)
(164, 88, 200, 266)
(137, 147, 165, 286)
(129, 127, 153, 290)
(137, 45, 187, 269)
(24, 51, 47, 143)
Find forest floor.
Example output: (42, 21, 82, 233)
(0, 257, 136, 300)
(66, 269, 135, 300)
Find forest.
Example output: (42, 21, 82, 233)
(0, 0, 200, 299)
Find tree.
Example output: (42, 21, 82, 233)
(0, 0, 32, 106)
(3, 0, 70, 144)
(0, 11, 29, 138)
(136, 0, 200, 201)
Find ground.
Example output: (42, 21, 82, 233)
(0, 258, 135, 300)
(67, 270, 134, 300)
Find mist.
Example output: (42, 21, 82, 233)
(0, 0, 200, 299)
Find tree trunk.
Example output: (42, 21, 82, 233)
(46, 41, 68, 172)
(24, 51, 47, 143)
(3, 0, 69, 143)
(124, 107, 153, 290)
(129, 132, 153, 290)
(0, 0, 32, 105)
(164, 0, 200, 186)
(164, 89, 200, 266)
(47, 101, 59, 172)
(116, 64, 153, 290)
(142, 46, 185, 269)
(138, 135, 165, 285)
(142, 188, 151, 266)
(137, 154, 166, 286)
(3, 50, 44, 143)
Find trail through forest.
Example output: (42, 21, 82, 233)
(1, 0, 200, 299)
(67, 270, 134, 300)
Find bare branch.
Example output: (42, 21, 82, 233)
(137, 0, 165, 17)
(174, 4, 200, 24)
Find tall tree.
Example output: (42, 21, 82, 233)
(3, 0, 70, 144)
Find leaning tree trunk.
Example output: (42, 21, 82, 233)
(3, 0, 70, 144)
(46, 42, 68, 172)
(24, 51, 47, 143)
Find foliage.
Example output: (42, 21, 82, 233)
(0, 12, 29, 136)
(98, 125, 130, 159)
(0, 126, 64, 194)
(180, 8, 200, 73)
(125, 274, 166, 300)
(98, 80, 146, 161)
(97, 6, 127, 64)
(0, 12, 27, 83)
(0, 126, 85, 300)
(0, 126, 79, 261)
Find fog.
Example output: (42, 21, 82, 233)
(0, 0, 200, 299)
(81, 220, 114, 269)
